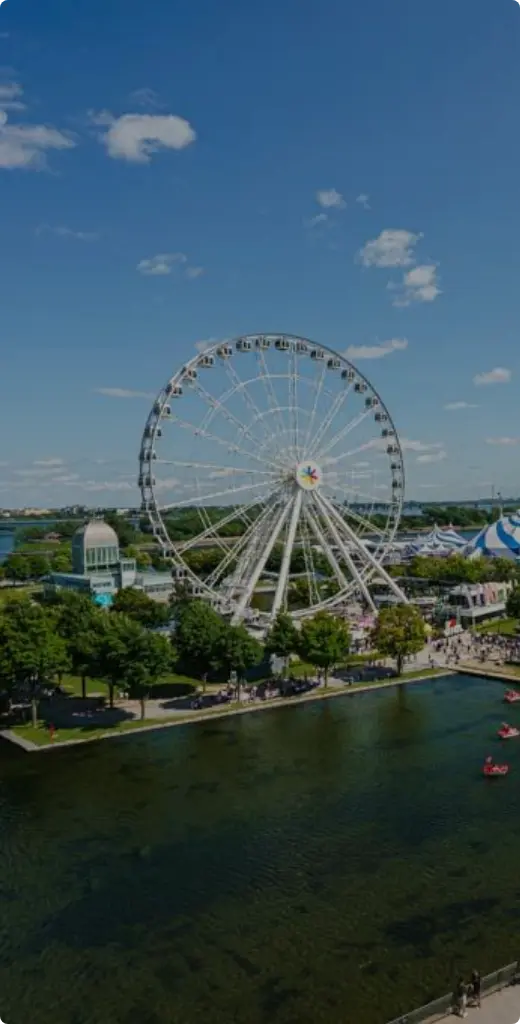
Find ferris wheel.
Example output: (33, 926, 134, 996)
(138, 333, 408, 626)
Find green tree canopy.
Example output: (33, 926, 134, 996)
(211, 624, 263, 682)
(371, 604, 427, 675)
(264, 612, 299, 667)
(174, 599, 225, 679)
(0, 598, 69, 720)
(506, 587, 520, 620)
(53, 591, 106, 698)
(298, 611, 351, 685)
(111, 587, 171, 628)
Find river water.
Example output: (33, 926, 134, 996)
(0, 674, 519, 1024)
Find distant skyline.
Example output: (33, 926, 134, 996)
(1, 0, 520, 506)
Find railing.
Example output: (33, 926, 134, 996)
(385, 961, 518, 1024)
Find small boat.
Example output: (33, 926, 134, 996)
(498, 723, 520, 739)
(504, 690, 520, 704)
(483, 757, 509, 777)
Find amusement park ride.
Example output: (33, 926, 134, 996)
(138, 333, 409, 627)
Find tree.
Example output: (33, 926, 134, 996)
(174, 600, 225, 682)
(0, 599, 69, 724)
(51, 550, 73, 573)
(297, 611, 351, 687)
(506, 587, 520, 620)
(111, 587, 171, 629)
(211, 624, 263, 696)
(3, 553, 30, 583)
(264, 612, 299, 671)
(371, 604, 427, 676)
(125, 545, 152, 569)
(53, 592, 105, 699)
(26, 553, 51, 579)
(121, 629, 172, 719)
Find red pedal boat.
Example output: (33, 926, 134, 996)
(483, 756, 509, 777)
(498, 723, 520, 739)
(504, 689, 520, 704)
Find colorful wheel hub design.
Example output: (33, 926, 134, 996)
(295, 461, 322, 491)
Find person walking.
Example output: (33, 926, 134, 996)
(470, 969, 481, 1008)
(455, 977, 468, 1018)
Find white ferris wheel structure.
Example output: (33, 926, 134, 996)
(138, 333, 408, 627)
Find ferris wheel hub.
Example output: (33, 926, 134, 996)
(295, 460, 322, 491)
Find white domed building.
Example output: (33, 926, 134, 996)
(466, 511, 520, 560)
(45, 518, 174, 606)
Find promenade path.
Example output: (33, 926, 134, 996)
(422, 983, 520, 1024)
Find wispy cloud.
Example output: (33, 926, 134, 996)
(485, 437, 520, 446)
(316, 188, 345, 209)
(356, 194, 370, 210)
(129, 87, 163, 110)
(391, 264, 441, 306)
(185, 265, 204, 280)
(473, 367, 512, 386)
(0, 109, 76, 170)
(358, 229, 421, 268)
(95, 387, 155, 399)
(305, 213, 328, 228)
(89, 109, 196, 163)
(137, 252, 187, 276)
(33, 458, 65, 467)
(444, 401, 478, 410)
(0, 81, 26, 111)
(345, 338, 408, 360)
(36, 224, 99, 242)
(416, 450, 447, 464)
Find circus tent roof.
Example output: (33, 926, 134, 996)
(407, 524, 466, 556)
(466, 512, 520, 560)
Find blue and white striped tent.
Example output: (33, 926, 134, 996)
(407, 525, 466, 557)
(466, 512, 520, 560)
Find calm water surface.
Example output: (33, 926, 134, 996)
(1, 674, 520, 1024)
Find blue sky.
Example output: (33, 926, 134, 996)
(1, 0, 520, 508)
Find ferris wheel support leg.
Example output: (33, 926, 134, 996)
(318, 493, 409, 605)
(303, 505, 351, 593)
(312, 494, 377, 613)
(230, 501, 291, 625)
(271, 491, 303, 619)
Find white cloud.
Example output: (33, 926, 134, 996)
(417, 483, 442, 489)
(185, 265, 204, 280)
(306, 213, 328, 228)
(33, 458, 65, 467)
(95, 387, 155, 399)
(345, 338, 408, 360)
(416, 450, 447, 464)
(358, 229, 421, 268)
(137, 252, 187, 276)
(90, 110, 196, 163)
(400, 439, 443, 453)
(129, 87, 162, 110)
(473, 367, 512, 386)
(356, 195, 372, 211)
(0, 82, 26, 111)
(0, 110, 76, 170)
(485, 437, 520, 446)
(316, 188, 345, 209)
(36, 224, 98, 242)
(50, 473, 80, 484)
(391, 264, 441, 306)
(444, 401, 478, 410)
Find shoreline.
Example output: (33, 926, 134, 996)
(0, 668, 450, 754)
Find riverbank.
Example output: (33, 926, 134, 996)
(0, 667, 449, 753)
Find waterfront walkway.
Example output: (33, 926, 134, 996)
(422, 983, 520, 1024)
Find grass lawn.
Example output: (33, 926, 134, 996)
(11, 718, 170, 747)
(0, 584, 43, 604)
(475, 619, 519, 637)
(60, 671, 199, 698)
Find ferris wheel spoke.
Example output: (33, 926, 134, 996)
(191, 378, 281, 462)
(175, 494, 272, 555)
(161, 477, 274, 512)
(170, 413, 281, 471)
(299, 508, 321, 606)
(157, 459, 279, 478)
(288, 348, 300, 460)
(311, 493, 377, 611)
(255, 350, 288, 443)
(230, 500, 292, 624)
(318, 408, 372, 460)
(205, 498, 283, 587)
(325, 477, 387, 513)
(221, 359, 277, 448)
(303, 362, 327, 453)
(303, 503, 350, 593)
(317, 491, 408, 603)
(271, 491, 303, 616)
(326, 495, 387, 539)
(320, 439, 384, 469)
(308, 384, 353, 459)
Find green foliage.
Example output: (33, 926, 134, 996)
(52, 591, 106, 699)
(174, 600, 226, 679)
(103, 512, 140, 549)
(297, 612, 351, 684)
(211, 624, 263, 680)
(0, 598, 70, 706)
(111, 587, 171, 628)
(371, 605, 427, 675)
(506, 587, 520, 620)
(265, 612, 299, 663)
(3, 553, 31, 582)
